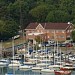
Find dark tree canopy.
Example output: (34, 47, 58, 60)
(0, 20, 19, 41)
(0, 0, 75, 40)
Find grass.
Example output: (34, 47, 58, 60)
(1, 37, 75, 53)
(2, 37, 25, 49)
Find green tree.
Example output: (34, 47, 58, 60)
(29, 4, 49, 22)
(46, 10, 71, 22)
(6, 0, 37, 29)
(71, 5, 75, 24)
(0, 20, 19, 40)
(72, 30, 75, 42)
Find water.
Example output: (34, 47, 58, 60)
(0, 67, 75, 75)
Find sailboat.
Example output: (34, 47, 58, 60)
(8, 37, 21, 67)
(32, 43, 43, 71)
(19, 42, 33, 70)
(49, 48, 63, 71)
(0, 40, 9, 67)
(23, 42, 36, 65)
(41, 46, 54, 73)
(49, 31, 63, 70)
(48, 35, 63, 71)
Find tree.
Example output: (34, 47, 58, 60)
(72, 30, 75, 42)
(0, 0, 75, 40)
(35, 35, 41, 43)
(71, 5, 75, 24)
(0, 20, 19, 41)
(46, 10, 71, 22)
(29, 4, 49, 22)
(6, 0, 37, 29)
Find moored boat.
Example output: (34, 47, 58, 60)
(41, 68, 54, 73)
(23, 61, 36, 65)
(32, 66, 43, 70)
(19, 65, 31, 70)
(60, 66, 75, 71)
(0, 59, 9, 67)
(54, 70, 71, 75)
(8, 60, 21, 67)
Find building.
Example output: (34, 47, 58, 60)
(25, 22, 73, 42)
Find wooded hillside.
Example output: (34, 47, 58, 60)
(0, 0, 75, 40)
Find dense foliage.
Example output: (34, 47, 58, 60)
(0, 0, 75, 40)
(72, 30, 75, 42)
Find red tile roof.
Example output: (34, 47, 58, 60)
(26, 22, 71, 30)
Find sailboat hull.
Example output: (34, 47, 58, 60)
(54, 70, 71, 75)
(32, 67, 42, 70)
(41, 69, 54, 73)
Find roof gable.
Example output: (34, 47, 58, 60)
(36, 23, 44, 30)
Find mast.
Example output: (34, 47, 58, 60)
(60, 48, 61, 67)
(56, 40, 59, 62)
(0, 40, 3, 58)
(12, 37, 15, 60)
(53, 30, 56, 65)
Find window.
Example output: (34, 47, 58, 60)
(37, 30, 39, 32)
(62, 30, 64, 33)
(56, 30, 58, 33)
(48, 36, 50, 38)
(51, 30, 54, 33)
(47, 30, 49, 33)
(67, 30, 69, 33)
(60, 36, 64, 38)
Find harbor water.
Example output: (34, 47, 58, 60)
(0, 67, 75, 75)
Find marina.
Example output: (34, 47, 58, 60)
(0, 38, 75, 75)
(0, 45, 75, 75)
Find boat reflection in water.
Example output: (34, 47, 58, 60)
(0, 67, 7, 75)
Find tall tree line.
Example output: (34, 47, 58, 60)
(0, 0, 75, 40)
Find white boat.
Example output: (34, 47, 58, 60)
(0, 62, 8, 67)
(19, 65, 32, 70)
(8, 63, 21, 67)
(49, 64, 63, 70)
(40, 59, 51, 62)
(23, 61, 36, 65)
(36, 63, 49, 67)
(41, 68, 54, 73)
(28, 58, 40, 63)
(5, 74, 13, 75)
(8, 60, 21, 67)
(11, 60, 20, 64)
(0, 59, 9, 67)
(0, 59, 9, 62)
(32, 66, 43, 70)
